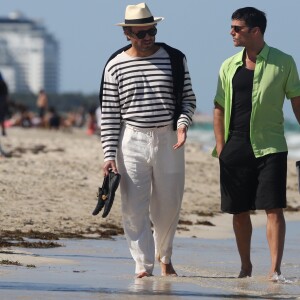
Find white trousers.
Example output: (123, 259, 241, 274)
(117, 124, 185, 274)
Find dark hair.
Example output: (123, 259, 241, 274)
(122, 24, 157, 41)
(232, 7, 267, 34)
(123, 26, 132, 41)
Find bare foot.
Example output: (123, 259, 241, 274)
(161, 262, 177, 277)
(136, 271, 151, 278)
(238, 269, 252, 278)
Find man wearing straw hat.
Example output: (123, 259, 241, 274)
(99, 3, 196, 278)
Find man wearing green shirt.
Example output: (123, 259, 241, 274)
(213, 7, 300, 281)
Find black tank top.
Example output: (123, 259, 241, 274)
(230, 66, 254, 132)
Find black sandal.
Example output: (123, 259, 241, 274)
(92, 170, 121, 218)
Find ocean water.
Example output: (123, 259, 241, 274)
(188, 119, 300, 159)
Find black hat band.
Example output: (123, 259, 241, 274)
(125, 16, 154, 24)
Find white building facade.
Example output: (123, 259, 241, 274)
(0, 11, 59, 94)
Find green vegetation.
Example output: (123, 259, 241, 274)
(0, 260, 36, 268)
(0, 259, 22, 266)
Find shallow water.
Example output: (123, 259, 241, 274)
(1, 221, 300, 299)
(188, 125, 300, 159)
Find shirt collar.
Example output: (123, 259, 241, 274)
(257, 43, 269, 61)
(234, 43, 270, 64)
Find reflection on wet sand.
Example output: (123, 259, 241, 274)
(1, 222, 300, 300)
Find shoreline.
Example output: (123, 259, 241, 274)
(1, 221, 300, 300)
(1, 215, 299, 268)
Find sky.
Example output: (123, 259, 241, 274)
(1, 0, 300, 120)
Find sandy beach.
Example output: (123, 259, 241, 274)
(1, 127, 300, 299)
(1, 127, 300, 238)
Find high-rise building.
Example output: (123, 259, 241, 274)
(0, 11, 59, 94)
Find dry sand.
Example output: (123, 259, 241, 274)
(1, 127, 300, 240)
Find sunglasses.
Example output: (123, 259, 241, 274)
(231, 25, 250, 33)
(131, 27, 157, 39)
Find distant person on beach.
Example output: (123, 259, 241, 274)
(36, 89, 48, 127)
(86, 105, 97, 135)
(0, 73, 9, 136)
(213, 7, 300, 281)
(99, 3, 196, 278)
(47, 106, 61, 130)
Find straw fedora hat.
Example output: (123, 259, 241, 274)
(116, 3, 164, 26)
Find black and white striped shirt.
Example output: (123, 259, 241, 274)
(101, 47, 196, 161)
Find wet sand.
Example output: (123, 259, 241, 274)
(1, 221, 300, 299)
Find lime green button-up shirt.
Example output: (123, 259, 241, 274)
(214, 43, 300, 158)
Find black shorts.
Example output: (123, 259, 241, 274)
(219, 131, 287, 214)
